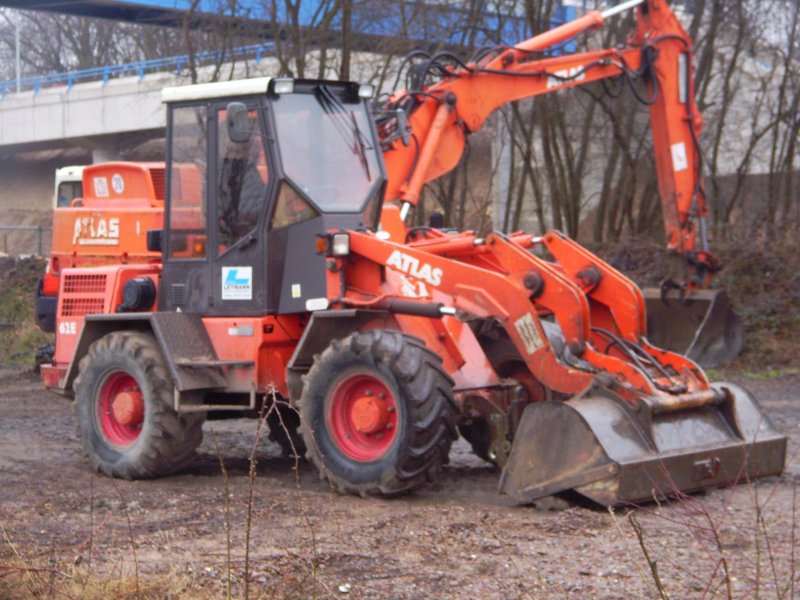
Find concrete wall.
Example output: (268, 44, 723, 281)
(0, 152, 96, 255)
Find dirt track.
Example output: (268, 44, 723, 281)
(1, 368, 798, 599)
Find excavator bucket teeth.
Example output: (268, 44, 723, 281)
(643, 288, 743, 369)
(499, 383, 786, 507)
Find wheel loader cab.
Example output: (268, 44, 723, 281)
(159, 77, 386, 316)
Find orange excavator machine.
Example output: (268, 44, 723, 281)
(41, 0, 784, 506)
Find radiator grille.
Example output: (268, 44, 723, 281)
(62, 274, 108, 294)
(62, 297, 105, 317)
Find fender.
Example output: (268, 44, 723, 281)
(285, 309, 390, 401)
(63, 312, 229, 394)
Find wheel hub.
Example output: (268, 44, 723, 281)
(328, 372, 399, 462)
(111, 390, 144, 427)
(350, 396, 390, 434)
(97, 371, 144, 446)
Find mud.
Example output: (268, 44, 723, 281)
(1, 368, 798, 599)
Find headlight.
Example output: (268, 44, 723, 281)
(273, 78, 294, 94)
(331, 233, 350, 257)
(316, 232, 351, 257)
(358, 84, 375, 99)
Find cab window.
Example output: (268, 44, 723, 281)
(168, 105, 208, 259)
(57, 181, 82, 208)
(217, 106, 269, 252)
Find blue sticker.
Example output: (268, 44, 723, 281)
(222, 266, 253, 300)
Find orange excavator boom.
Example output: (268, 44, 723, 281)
(375, 0, 740, 367)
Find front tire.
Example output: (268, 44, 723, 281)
(74, 331, 204, 479)
(298, 330, 457, 496)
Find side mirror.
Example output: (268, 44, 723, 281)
(226, 102, 252, 143)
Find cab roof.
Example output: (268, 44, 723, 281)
(161, 77, 271, 104)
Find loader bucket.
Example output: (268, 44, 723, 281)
(643, 288, 743, 369)
(499, 383, 786, 507)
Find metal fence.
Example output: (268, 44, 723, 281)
(0, 43, 275, 98)
(0, 225, 51, 257)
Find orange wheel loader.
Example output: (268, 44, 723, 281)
(39, 0, 785, 506)
(36, 162, 166, 334)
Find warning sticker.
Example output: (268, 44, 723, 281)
(671, 142, 689, 172)
(111, 173, 125, 194)
(222, 267, 253, 300)
(93, 176, 109, 198)
(514, 313, 545, 355)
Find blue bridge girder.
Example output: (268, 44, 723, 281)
(0, 1, 590, 98)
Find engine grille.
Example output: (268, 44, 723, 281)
(149, 167, 166, 201)
(62, 297, 106, 317)
(62, 274, 107, 294)
(60, 272, 110, 317)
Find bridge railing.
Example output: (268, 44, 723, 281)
(0, 42, 275, 99)
(0, 225, 52, 257)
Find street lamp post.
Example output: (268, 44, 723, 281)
(15, 12, 21, 92)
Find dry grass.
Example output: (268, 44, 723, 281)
(0, 257, 51, 366)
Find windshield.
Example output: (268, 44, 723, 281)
(272, 89, 381, 212)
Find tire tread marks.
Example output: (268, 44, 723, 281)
(74, 331, 203, 479)
(299, 329, 457, 497)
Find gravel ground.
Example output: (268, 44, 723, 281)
(1, 367, 798, 599)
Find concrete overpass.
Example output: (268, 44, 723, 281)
(0, 71, 173, 161)
(0, 45, 289, 160)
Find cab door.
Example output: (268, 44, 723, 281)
(208, 99, 273, 315)
(161, 102, 214, 313)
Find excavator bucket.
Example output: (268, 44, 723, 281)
(643, 288, 743, 369)
(499, 383, 786, 507)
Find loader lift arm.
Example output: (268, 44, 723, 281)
(377, 0, 714, 290)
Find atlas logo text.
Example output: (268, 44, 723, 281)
(386, 250, 443, 286)
(72, 217, 120, 246)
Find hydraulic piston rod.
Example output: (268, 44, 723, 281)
(602, 0, 647, 19)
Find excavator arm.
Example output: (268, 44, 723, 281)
(377, 0, 713, 289)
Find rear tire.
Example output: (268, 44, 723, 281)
(267, 400, 305, 458)
(74, 331, 204, 479)
(298, 329, 457, 496)
(458, 419, 494, 463)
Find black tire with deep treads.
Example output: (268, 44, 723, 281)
(74, 331, 204, 479)
(267, 400, 305, 458)
(298, 329, 458, 497)
(458, 419, 494, 463)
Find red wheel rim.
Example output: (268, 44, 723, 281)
(328, 371, 398, 462)
(97, 371, 144, 446)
